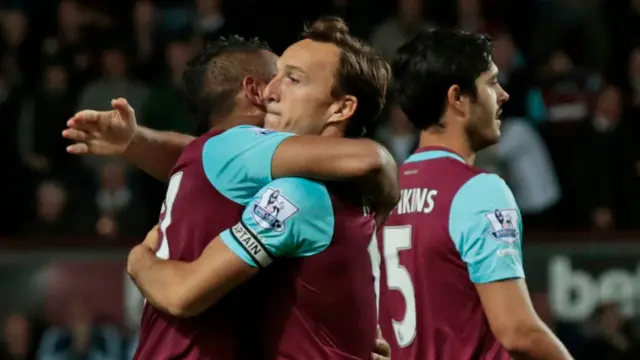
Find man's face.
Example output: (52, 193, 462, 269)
(262, 39, 342, 135)
(466, 62, 509, 148)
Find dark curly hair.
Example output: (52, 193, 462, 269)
(183, 35, 273, 133)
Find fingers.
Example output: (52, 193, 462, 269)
(66, 143, 89, 154)
(142, 225, 161, 251)
(70, 110, 103, 125)
(62, 128, 92, 154)
(372, 326, 391, 358)
(62, 128, 88, 142)
(112, 97, 135, 121)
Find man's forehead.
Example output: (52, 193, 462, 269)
(277, 39, 340, 74)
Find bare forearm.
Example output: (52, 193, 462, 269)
(507, 326, 573, 360)
(127, 245, 191, 316)
(124, 127, 194, 181)
(358, 145, 399, 224)
(272, 137, 399, 217)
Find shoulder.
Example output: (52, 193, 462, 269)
(454, 173, 515, 208)
(449, 173, 518, 237)
(203, 125, 264, 147)
(257, 178, 333, 215)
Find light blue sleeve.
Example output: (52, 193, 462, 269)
(202, 125, 295, 205)
(448, 173, 525, 284)
(219, 178, 335, 268)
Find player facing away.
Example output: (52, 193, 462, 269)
(66, 20, 395, 360)
(374, 28, 573, 360)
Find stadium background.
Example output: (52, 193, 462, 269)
(0, 0, 639, 358)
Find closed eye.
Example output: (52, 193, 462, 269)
(285, 76, 300, 84)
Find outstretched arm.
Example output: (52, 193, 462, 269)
(124, 127, 195, 181)
(66, 101, 399, 212)
(203, 127, 399, 221)
(125, 126, 400, 214)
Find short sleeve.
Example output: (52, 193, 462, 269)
(219, 178, 335, 268)
(448, 173, 525, 284)
(202, 126, 295, 205)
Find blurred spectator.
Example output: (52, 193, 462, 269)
(540, 50, 591, 124)
(132, 0, 163, 82)
(37, 301, 120, 360)
(0, 9, 38, 88)
(93, 161, 147, 238)
(532, 0, 607, 73)
(582, 303, 640, 360)
(491, 30, 543, 122)
(374, 105, 418, 164)
(29, 181, 80, 237)
(369, 0, 428, 61)
(495, 117, 561, 227)
(572, 85, 633, 230)
(76, 48, 148, 114)
(141, 39, 193, 133)
(0, 314, 35, 360)
(193, 0, 226, 40)
(55, 0, 97, 89)
(457, 0, 484, 32)
(76, 48, 148, 175)
(18, 64, 77, 184)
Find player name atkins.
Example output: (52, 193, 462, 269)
(395, 188, 438, 215)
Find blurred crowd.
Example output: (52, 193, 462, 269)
(1, 0, 640, 358)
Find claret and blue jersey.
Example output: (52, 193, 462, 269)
(202, 126, 337, 266)
(376, 146, 524, 360)
(135, 125, 378, 360)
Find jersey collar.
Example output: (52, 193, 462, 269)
(405, 146, 466, 164)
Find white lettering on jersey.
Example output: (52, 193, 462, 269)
(395, 188, 438, 215)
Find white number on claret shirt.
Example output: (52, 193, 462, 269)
(156, 171, 184, 260)
(369, 225, 417, 348)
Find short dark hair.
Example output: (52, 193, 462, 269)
(183, 35, 272, 129)
(393, 28, 493, 130)
(302, 17, 390, 138)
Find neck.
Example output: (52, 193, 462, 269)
(418, 129, 475, 165)
(320, 125, 344, 138)
(212, 112, 264, 131)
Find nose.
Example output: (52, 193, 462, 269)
(498, 85, 509, 105)
(263, 76, 282, 104)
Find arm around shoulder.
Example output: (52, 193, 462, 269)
(272, 136, 399, 222)
(124, 126, 195, 181)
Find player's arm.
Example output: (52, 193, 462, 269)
(124, 126, 195, 181)
(127, 178, 333, 317)
(205, 126, 399, 219)
(449, 174, 573, 360)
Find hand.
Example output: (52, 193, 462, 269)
(63, 98, 138, 156)
(142, 225, 161, 252)
(371, 326, 391, 360)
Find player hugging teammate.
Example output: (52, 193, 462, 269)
(64, 17, 573, 360)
